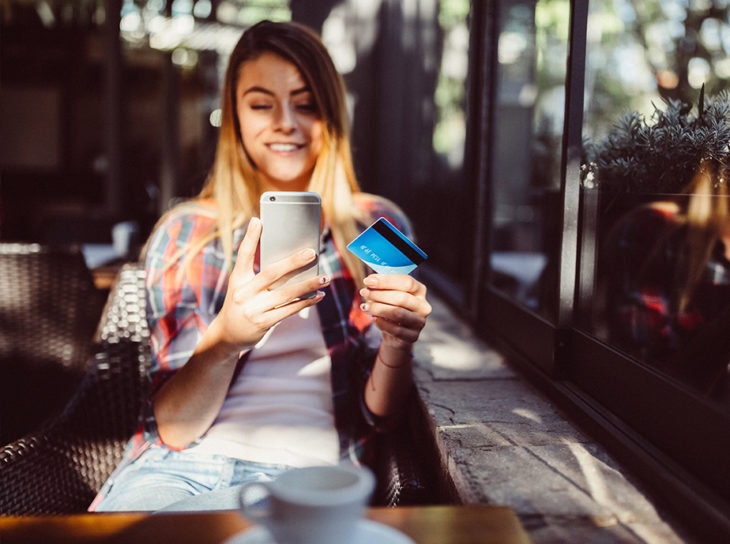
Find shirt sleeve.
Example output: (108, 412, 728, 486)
(141, 210, 222, 447)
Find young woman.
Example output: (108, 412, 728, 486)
(603, 160, 730, 393)
(90, 20, 431, 512)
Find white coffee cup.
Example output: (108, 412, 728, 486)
(238, 464, 375, 544)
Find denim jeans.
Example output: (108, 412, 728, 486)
(95, 446, 291, 512)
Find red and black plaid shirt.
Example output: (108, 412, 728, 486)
(89, 194, 412, 511)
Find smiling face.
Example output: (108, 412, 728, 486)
(236, 52, 324, 193)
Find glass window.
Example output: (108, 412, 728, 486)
(488, 0, 570, 321)
(407, 0, 472, 296)
(577, 0, 730, 410)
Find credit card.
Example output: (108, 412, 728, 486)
(346, 217, 428, 274)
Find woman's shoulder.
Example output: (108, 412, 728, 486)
(618, 201, 681, 235)
(157, 199, 218, 229)
(152, 199, 218, 237)
(352, 192, 413, 235)
(145, 199, 219, 258)
(606, 201, 681, 259)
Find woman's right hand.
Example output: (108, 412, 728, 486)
(211, 217, 329, 353)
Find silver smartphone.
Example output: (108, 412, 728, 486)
(260, 191, 321, 293)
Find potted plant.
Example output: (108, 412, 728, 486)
(583, 86, 730, 216)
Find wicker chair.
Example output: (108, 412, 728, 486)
(0, 263, 433, 514)
(0, 244, 106, 445)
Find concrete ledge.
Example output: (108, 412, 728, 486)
(412, 295, 694, 543)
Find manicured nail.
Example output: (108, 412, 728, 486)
(360, 303, 369, 312)
(359, 288, 369, 297)
(315, 291, 326, 300)
(300, 248, 317, 261)
(364, 276, 377, 287)
(319, 275, 331, 285)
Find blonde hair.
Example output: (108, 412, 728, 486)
(675, 161, 729, 312)
(630, 161, 729, 314)
(150, 20, 366, 286)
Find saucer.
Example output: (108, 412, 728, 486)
(223, 519, 415, 544)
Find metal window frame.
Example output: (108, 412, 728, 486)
(461, 0, 730, 538)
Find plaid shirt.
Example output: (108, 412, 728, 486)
(605, 204, 730, 363)
(89, 194, 411, 511)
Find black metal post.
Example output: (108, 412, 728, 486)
(104, 0, 122, 216)
(160, 52, 181, 213)
(555, 0, 588, 332)
(468, 0, 499, 321)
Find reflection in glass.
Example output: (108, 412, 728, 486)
(411, 0, 471, 292)
(489, 0, 570, 321)
(578, 0, 730, 407)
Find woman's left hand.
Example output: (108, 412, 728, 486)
(359, 274, 432, 351)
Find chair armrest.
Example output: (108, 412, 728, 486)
(0, 338, 151, 515)
(0, 264, 152, 515)
(371, 399, 438, 507)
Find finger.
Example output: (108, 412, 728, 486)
(361, 301, 426, 331)
(264, 273, 331, 309)
(252, 247, 318, 291)
(260, 291, 326, 327)
(363, 274, 426, 297)
(233, 217, 262, 276)
(359, 288, 431, 316)
(372, 316, 420, 344)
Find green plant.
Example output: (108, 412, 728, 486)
(584, 87, 730, 194)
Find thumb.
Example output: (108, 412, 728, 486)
(232, 217, 261, 278)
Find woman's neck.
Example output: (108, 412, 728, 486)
(259, 173, 310, 194)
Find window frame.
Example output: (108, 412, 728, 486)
(440, 0, 730, 538)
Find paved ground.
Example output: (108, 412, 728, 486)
(412, 296, 695, 543)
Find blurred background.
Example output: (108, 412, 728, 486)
(0, 0, 476, 445)
(3, 0, 730, 533)
(0, 0, 472, 284)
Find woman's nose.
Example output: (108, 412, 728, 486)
(274, 104, 296, 132)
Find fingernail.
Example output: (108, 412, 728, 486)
(364, 276, 377, 287)
(315, 291, 326, 300)
(360, 303, 369, 312)
(300, 248, 316, 260)
(359, 288, 369, 297)
(319, 275, 331, 285)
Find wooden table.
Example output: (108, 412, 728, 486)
(0, 505, 532, 544)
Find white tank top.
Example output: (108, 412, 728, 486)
(188, 306, 340, 467)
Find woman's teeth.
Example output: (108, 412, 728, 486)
(269, 144, 299, 152)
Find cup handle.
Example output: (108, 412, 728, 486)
(238, 481, 273, 523)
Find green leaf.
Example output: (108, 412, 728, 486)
(699, 83, 705, 120)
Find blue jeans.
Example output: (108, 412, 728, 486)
(95, 446, 290, 512)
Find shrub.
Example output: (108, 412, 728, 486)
(584, 87, 730, 194)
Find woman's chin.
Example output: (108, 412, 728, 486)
(260, 172, 313, 192)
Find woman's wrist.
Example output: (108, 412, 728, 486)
(205, 315, 248, 365)
(376, 342, 414, 369)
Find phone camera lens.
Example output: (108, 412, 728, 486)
(269, 196, 276, 201)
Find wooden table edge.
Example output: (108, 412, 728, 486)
(0, 505, 533, 544)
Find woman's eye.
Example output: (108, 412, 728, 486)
(250, 104, 272, 111)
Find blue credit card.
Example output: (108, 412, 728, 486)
(346, 218, 428, 274)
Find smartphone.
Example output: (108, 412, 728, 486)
(260, 191, 321, 294)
